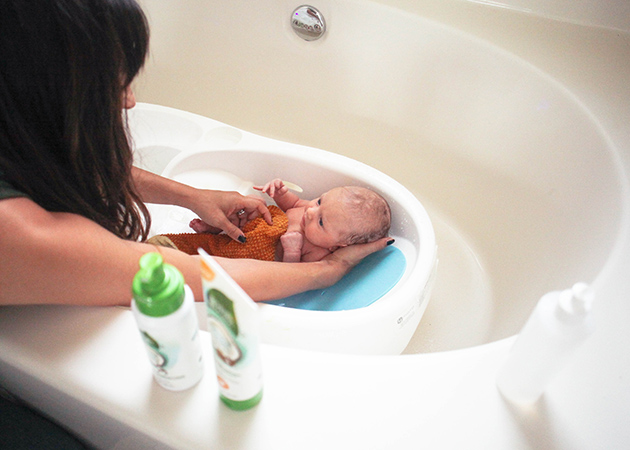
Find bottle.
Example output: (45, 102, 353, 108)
(496, 282, 595, 405)
(199, 249, 263, 410)
(132, 252, 204, 391)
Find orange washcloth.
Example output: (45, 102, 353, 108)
(148, 205, 288, 261)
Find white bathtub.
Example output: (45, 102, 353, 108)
(137, 0, 626, 353)
(1, 1, 629, 449)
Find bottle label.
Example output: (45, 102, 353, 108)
(133, 290, 204, 391)
(138, 326, 203, 389)
(206, 290, 263, 401)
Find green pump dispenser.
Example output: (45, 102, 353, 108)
(132, 253, 184, 317)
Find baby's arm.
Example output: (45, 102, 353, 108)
(254, 179, 308, 212)
(280, 231, 303, 262)
(254, 179, 311, 262)
(280, 207, 306, 262)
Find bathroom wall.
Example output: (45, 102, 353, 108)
(135, 0, 630, 140)
(374, 0, 630, 32)
(469, 0, 630, 31)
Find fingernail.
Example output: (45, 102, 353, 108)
(238, 235, 247, 243)
(387, 239, 395, 246)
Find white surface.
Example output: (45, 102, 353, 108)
(1, 0, 629, 449)
(0, 305, 511, 449)
(373, 0, 630, 32)
(468, 0, 630, 32)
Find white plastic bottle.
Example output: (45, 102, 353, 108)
(132, 252, 204, 391)
(199, 249, 263, 410)
(496, 282, 595, 405)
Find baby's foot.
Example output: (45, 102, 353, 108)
(189, 218, 221, 234)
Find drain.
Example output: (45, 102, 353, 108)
(291, 5, 326, 41)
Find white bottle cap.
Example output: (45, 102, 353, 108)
(558, 282, 594, 316)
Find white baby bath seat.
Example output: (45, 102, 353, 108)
(130, 103, 437, 355)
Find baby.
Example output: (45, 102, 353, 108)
(252, 179, 391, 262)
(151, 179, 391, 263)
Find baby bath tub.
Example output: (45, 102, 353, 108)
(131, 103, 437, 355)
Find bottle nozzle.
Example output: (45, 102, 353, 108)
(559, 282, 594, 315)
(138, 253, 166, 292)
(132, 252, 185, 317)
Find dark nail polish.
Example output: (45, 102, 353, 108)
(387, 239, 395, 246)
(238, 235, 247, 243)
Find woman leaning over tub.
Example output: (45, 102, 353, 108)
(0, 0, 391, 307)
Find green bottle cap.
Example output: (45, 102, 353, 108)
(132, 253, 185, 317)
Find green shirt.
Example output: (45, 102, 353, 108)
(0, 171, 29, 200)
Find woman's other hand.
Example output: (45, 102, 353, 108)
(320, 237, 394, 285)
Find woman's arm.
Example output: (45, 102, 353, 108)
(132, 167, 272, 241)
(0, 197, 191, 306)
(211, 238, 391, 301)
(0, 198, 389, 305)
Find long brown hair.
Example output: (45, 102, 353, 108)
(0, 0, 151, 240)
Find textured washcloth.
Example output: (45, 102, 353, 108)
(148, 205, 288, 261)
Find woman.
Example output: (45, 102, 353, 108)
(0, 0, 390, 306)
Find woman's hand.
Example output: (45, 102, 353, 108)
(131, 167, 272, 243)
(319, 237, 394, 286)
(187, 190, 272, 242)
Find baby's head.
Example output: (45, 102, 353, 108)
(302, 185, 391, 251)
(335, 186, 391, 245)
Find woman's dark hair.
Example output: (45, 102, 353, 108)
(0, 0, 151, 240)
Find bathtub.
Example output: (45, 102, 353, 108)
(137, 0, 626, 354)
(130, 103, 437, 355)
(1, 0, 629, 449)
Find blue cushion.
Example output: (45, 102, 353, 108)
(262, 246, 406, 311)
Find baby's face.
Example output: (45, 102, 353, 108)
(301, 188, 351, 250)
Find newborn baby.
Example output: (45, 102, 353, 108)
(251, 179, 390, 262)
(151, 179, 391, 263)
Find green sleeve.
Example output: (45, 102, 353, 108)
(0, 176, 29, 200)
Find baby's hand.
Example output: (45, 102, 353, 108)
(253, 179, 288, 199)
(280, 231, 303, 263)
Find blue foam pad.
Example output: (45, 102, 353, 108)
(262, 246, 406, 311)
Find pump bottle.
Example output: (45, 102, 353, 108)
(132, 252, 204, 391)
(496, 282, 595, 404)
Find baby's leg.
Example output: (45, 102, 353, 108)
(189, 218, 221, 234)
